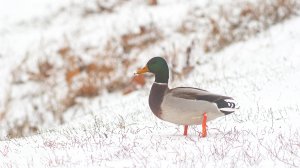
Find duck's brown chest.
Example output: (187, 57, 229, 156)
(148, 83, 168, 118)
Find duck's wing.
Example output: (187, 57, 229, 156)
(169, 87, 231, 101)
(168, 87, 238, 114)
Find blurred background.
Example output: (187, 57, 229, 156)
(0, 0, 299, 139)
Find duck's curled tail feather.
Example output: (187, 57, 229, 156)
(216, 98, 239, 115)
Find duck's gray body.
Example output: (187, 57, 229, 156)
(149, 82, 238, 125)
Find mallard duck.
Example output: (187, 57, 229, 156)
(136, 57, 238, 137)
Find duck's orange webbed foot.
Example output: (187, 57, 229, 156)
(201, 112, 207, 137)
(183, 125, 188, 136)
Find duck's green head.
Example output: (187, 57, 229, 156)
(136, 57, 169, 83)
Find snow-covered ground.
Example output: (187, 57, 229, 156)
(2, 0, 268, 138)
(1, 0, 300, 167)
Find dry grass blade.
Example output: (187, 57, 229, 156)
(121, 25, 162, 53)
(203, 0, 300, 52)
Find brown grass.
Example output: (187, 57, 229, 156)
(82, 0, 129, 16)
(7, 118, 38, 139)
(178, 0, 300, 53)
(163, 41, 195, 81)
(203, 0, 300, 52)
(121, 25, 162, 53)
(148, 0, 157, 6)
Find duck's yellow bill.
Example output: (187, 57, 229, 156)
(136, 66, 149, 74)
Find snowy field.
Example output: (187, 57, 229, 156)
(1, 0, 300, 167)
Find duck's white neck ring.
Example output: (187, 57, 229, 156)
(154, 82, 168, 85)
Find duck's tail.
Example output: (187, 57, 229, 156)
(216, 98, 239, 115)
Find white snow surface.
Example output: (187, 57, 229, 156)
(1, 0, 300, 167)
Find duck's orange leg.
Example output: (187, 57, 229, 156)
(201, 112, 207, 137)
(183, 125, 188, 136)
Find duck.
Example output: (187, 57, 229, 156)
(136, 57, 238, 137)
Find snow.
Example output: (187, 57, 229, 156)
(1, 0, 300, 167)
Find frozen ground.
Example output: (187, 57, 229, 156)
(1, 0, 300, 167)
